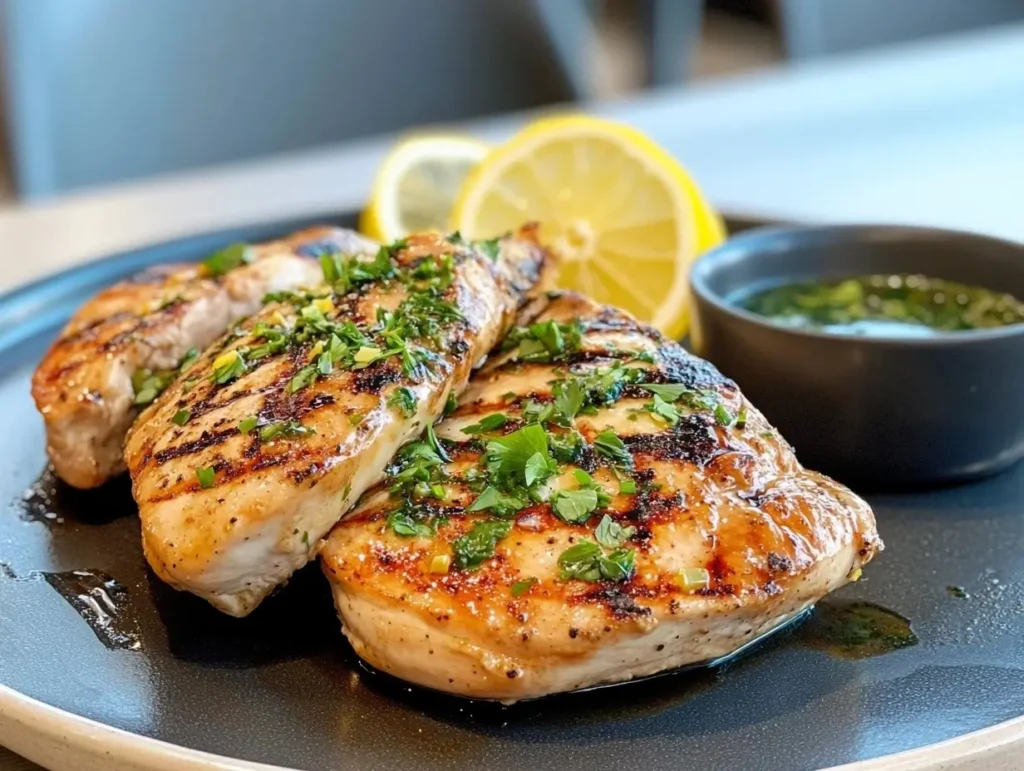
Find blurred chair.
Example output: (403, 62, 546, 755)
(779, 0, 1024, 58)
(0, 0, 574, 198)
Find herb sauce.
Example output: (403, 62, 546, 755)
(797, 600, 918, 659)
(743, 273, 1024, 336)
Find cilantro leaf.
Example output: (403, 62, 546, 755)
(425, 423, 451, 463)
(452, 520, 512, 570)
(552, 379, 585, 424)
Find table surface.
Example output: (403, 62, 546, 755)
(3, 21, 1024, 771)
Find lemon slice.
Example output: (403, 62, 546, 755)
(360, 134, 490, 242)
(451, 115, 725, 338)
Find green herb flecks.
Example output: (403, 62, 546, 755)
(594, 514, 636, 549)
(171, 408, 191, 426)
(511, 577, 538, 597)
(196, 466, 216, 489)
(387, 386, 418, 418)
(258, 420, 315, 442)
(557, 540, 635, 582)
(461, 413, 508, 435)
(452, 520, 513, 570)
(501, 319, 583, 363)
(202, 243, 252, 277)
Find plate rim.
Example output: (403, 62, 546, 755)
(2, 213, 1023, 771)
(3, 682, 1024, 771)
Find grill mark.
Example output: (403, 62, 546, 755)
(57, 312, 138, 347)
(154, 427, 237, 464)
(656, 346, 732, 390)
(580, 585, 652, 619)
(621, 415, 722, 466)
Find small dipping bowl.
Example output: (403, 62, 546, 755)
(689, 224, 1024, 486)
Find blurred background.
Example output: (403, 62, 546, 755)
(0, 0, 1022, 201)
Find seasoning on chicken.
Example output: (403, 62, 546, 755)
(321, 292, 881, 702)
(32, 227, 373, 488)
(125, 227, 555, 617)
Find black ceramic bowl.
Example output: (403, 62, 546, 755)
(689, 224, 1024, 486)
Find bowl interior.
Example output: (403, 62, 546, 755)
(692, 225, 1024, 319)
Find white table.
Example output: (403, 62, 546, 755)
(3, 21, 1024, 771)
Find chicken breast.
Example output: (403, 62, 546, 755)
(32, 227, 373, 488)
(125, 227, 555, 617)
(321, 292, 882, 702)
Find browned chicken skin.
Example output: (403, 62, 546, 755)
(322, 292, 881, 701)
(126, 227, 555, 616)
(32, 227, 373, 488)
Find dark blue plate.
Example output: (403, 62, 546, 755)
(1, 214, 1022, 771)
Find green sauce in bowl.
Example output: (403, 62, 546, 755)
(742, 273, 1024, 337)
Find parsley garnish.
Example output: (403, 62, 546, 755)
(202, 243, 251, 277)
(239, 416, 258, 434)
(644, 393, 681, 426)
(259, 420, 315, 442)
(461, 413, 508, 435)
(557, 541, 635, 582)
(468, 486, 526, 516)
(387, 508, 436, 538)
(501, 319, 583, 363)
(485, 424, 555, 491)
(387, 386, 418, 418)
(171, 409, 191, 426)
(594, 514, 636, 549)
(443, 392, 458, 417)
(196, 466, 216, 489)
(553, 488, 599, 524)
(619, 479, 637, 494)
(735, 405, 748, 429)
(477, 238, 501, 261)
(452, 520, 512, 570)
(211, 350, 246, 385)
(714, 403, 733, 426)
(593, 430, 632, 468)
(511, 577, 538, 597)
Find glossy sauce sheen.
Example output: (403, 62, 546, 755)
(126, 228, 554, 616)
(322, 292, 881, 702)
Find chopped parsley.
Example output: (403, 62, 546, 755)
(452, 520, 512, 570)
(202, 243, 252, 277)
(443, 391, 459, 417)
(644, 393, 682, 426)
(171, 408, 191, 426)
(619, 479, 637, 495)
(594, 514, 636, 549)
(557, 541, 635, 582)
(593, 430, 632, 468)
(511, 577, 538, 597)
(387, 386, 418, 418)
(501, 319, 583, 363)
(714, 403, 734, 426)
(258, 420, 315, 442)
(238, 416, 259, 434)
(467, 486, 526, 516)
(196, 466, 216, 489)
(553, 488, 599, 524)
(735, 405, 749, 429)
(387, 508, 436, 538)
(477, 237, 501, 261)
(131, 368, 176, 406)
(211, 350, 246, 385)
(461, 413, 509, 435)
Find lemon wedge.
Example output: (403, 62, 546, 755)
(450, 115, 725, 338)
(361, 134, 490, 242)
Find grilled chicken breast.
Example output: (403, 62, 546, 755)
(32, 227, 373, 488)
(321, 292, 881, 702)
(125, 227, 554, 617)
